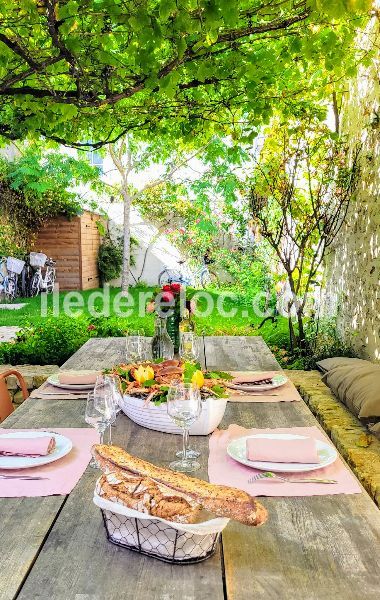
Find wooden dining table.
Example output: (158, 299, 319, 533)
(0, 336, 380, 600)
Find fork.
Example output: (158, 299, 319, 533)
(0, 475, 49, 480)
(248, 472, 338, 484)
(236, 391, 281, 397)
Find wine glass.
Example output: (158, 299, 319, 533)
(167, 383, 202, 473)
(85, 392, 116, 467)
(94, 375, 117, 445)
(125, 334, 143, 363)
(104, 375, 123, 415)
(180, 332, 200, 361)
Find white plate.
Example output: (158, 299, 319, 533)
(227, 433, 338, 473)
(0, 431, 73, 470)
(226, 373, 288, 393)
(47, 371, 96, 390)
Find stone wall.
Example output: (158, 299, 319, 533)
(0, 365, 59, 406)
(322, 15, 380, 361)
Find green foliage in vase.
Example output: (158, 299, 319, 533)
(0, 1, 372, 146)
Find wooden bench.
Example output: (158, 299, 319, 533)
(288, 370, 380, 507)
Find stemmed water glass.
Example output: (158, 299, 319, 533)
(103, 374, 123, 415)
(178, 332, 201, 459)
(94, 375, 117, 444)
(180, 332, 200, 362)
(167, 383, 202, 473)
(85, 391, 116, 467)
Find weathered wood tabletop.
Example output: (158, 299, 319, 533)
(1, 336, 380, 600)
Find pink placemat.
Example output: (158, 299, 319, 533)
(30, 382, 89, 400)
(0, 428, 99, 498)
(227, 372, 301, 402)
(208, 424, 362, 497)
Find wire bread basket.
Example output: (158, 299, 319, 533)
(29, 252, 47, 268)
(6, 257, 25, 274)
(94, 487, 229, 564)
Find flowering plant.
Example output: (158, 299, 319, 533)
(146, 283, 196, 317)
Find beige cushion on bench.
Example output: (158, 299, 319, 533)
(322, 363, 380, 419)
(316, 357, 369, 374)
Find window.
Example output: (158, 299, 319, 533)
(87, 149, 104, 172)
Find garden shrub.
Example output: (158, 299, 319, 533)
(304, 317, 357, 367)
(216, 247, 273, 301)
(0, 316, 93, 366)
(98, 235, 138, 283)
(98, 236, 123, 283)
(0, 221, 26, 257)
(273, 317, 357, 370)
(0, 314, 154, 366)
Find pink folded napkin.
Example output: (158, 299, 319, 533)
(58, 372, 99, 385)
(246, 436, 320, 463)
(232, 371, 278, 385)
(0, 436, 55, 457)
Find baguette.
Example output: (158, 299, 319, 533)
(93, 444, 267, 527)
(97, 468, 201, 524)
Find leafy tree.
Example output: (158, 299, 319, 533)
(0, 144, 103, 253)
(106, 132, 209, 292)
(248, 118, 361, 350)
(0, 1, 371, 146)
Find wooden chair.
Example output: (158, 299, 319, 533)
(0, 370, 29, 422)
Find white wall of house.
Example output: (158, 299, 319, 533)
(103, 201, 184, 287)
(76, 148, 192, 287)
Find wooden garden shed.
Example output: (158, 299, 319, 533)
(33, 210, 104, 291)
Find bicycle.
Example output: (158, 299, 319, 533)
(29, 253, 56, 296)
(158, 260, 191, 286)
(158, 259, 219, 289)
(195, 262, 219, 288)
(0, 256, 25, 302)
(20, 259, 34, 298)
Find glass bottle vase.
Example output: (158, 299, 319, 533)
(151, 316, 174, 360)
(166, 311, 181, 354)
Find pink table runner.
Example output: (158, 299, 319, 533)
(208, 424, 362, 497)
(228, 372, 301, 402)
(0, 428, 99, 498)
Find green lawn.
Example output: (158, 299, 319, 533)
(0, 286, 288, 339)
(0, 286, 290, 365)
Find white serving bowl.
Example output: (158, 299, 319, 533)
(119, 394, 228, 436)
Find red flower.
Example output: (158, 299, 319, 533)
(162, 291, 174, 303)
(87, 324, 96, 331)
(170, 283, 181, 294)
